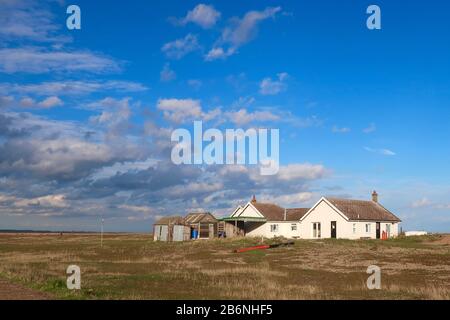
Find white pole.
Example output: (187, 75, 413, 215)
(101, 217, 104, 248)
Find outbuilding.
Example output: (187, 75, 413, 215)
(153, 216, 190, 242)
(184, 212, 218, 239)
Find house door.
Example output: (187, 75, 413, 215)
(331, 221, 337, 238)
(376, 222, 381, 239)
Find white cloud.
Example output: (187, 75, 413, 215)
(204, 47, 235, 61)
(0, 137, 115, 179)
(0, 0, 70, 43)
(364, 147, 396, 156)
(0, 96, 15, 108)
(90, 158, 158, 181)
(206, 6, 281, 61)
(19, 97, 36, 108)
(160, 63, 176, 82)
(87, 97, 132, 111)
(411, 198, 432, 208)
(179, 4, 221, 29)
(332, 126, 351, 133)
(363, 123, 376, 133)
(87, 97, 141, 139)
(163, 182, 223, 197)
(0, 81, 148, 96)
(259, 72, 288, 95)
(157, 98, 202, 123)
(276, 163, 328, 181)
(161, 34, 200, 59)
(157, 98, 220, 123)
(18, 96, 63, 109)
(0, 47, 121, 74)
(187, 79, 202, 90)
(225, 108, 280, 126)
(261, 192, 313, 206)
(37, 96, 63, 108)
(15, 194, 69, 209)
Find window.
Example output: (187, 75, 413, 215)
(270, 224, 279, 232)
(312, 222, 321, 238)
(365, 223, 371, 233)
(386, 224, 391, 237)
(353, 223, 356, 234)
(291, 224, 297, 231)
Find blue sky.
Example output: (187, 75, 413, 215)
(0, 0, 449, 232)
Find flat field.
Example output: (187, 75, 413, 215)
(0, 233, 449, 300)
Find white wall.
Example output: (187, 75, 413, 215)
(246, 221, 300, 238)
(240, 199, 399, 240)
(299, 199, 350, 239)
(299, 199, 399, 239)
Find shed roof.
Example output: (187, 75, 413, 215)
(154, 216, 185, 225)
(184, 212, 218, 224)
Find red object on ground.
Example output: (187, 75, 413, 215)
(235, 245, 270, 253)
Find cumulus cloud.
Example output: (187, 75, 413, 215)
(161, 34, 200, 59)
(275, 163, 328, 181)
(260, 192, 313, 206)
(225, 108, 280, 126)
(160, 63, 176, 82)
(37, 96, 63, 108)
(205, 47, 235, 61)
(17, 96, 63, 109)
(206, 6, 281, 61)
(176, 4, 221, 29)
(0, 112, 143, 182)
(88, 97, 138, 139)
(259, 72, 288, 95)
(0, 137, 115, 180)
(0, 96, 15, 108)
(19, 97, 35, 108)
(157, 98, 220, 123)
(0, 107, 330, 225)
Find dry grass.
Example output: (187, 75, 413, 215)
(0, 233, 449, 299)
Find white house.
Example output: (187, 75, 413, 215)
(224, 191, 401, 240)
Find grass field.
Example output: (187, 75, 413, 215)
(0, 233, 449, 300)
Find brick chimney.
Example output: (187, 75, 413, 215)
(251, 195, 257, 204)
(372, 190, 378, 203)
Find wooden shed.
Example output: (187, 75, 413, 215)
(184, 212, 218, 239)
(153, 216, 190, 242)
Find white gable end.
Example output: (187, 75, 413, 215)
(230, 206, 243, 218)
(300, 197, 349, 222)
(236, 203, 265, 219)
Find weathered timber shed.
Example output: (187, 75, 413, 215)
(184, 212, 218, 239)
(153, 216, 190, 242)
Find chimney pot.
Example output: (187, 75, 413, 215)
(251, 195, 257, 203)
(372, 190, 378, 203)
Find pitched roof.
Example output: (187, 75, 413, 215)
(154, 216, 184, 225)
(252, 202, 309, 221)
(184, 212, 217, 224)
(326, 198, 401, 222)
(252, 202, 284, 221)
(286, 208, 309, 220)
